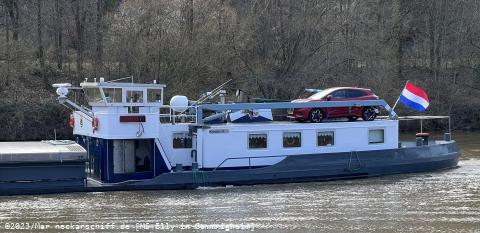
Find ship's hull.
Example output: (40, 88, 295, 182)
(131, 140, 459, 189)
(1, 141, 459, 195)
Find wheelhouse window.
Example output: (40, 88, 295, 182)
(147, 89, 162, 102)
(103, 88, 122, 103)
(127, 90, 144, 103)
(84, 88, 102, 103)
(369, 129, 384, 144)
(317, 131, 334, 146)
(283, 132, 301, 148)
(249, 133, 267, 149)
(173, 133, 192, 148)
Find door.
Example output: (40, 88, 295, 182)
(327, 90, 347, 117)
(345, 89, 368, 115)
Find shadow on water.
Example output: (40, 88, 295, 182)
(0, 131, 479, 232)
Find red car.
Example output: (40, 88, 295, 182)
(288, 87, 380, 123)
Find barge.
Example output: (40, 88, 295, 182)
(0, 79, 460, 195)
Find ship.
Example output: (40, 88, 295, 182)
(0, 78, 460, 195)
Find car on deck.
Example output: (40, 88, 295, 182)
(288, 87, 380, 123)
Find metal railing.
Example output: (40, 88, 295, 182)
(195, 100, 397, 124)
(159, 106, 197, 124)
(213, 155, 288, 171)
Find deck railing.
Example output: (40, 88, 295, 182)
(213, 155, 288, 171)
(159, 106, 197, 124)
(195, 100, 397, 124)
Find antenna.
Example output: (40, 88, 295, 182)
(194, 79, 232, 105)
(107, 76, 134, 83)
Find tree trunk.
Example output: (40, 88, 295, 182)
(94, 0, 103, 78)
(55, 0, 63, 70)
(74, 0, 85, 79)
(4, 2, 10, 43)
(428, 7, 435, 79)
(36, 0, 47, 87)
(392, 0, 405, 80)
(186, 0, 194, 42)
(6, 0, 19, 41)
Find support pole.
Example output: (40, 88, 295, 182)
(391, 81, 409, 112)
(392, 96, 401, 111)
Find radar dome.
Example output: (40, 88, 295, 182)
(170, 95, 189, 112)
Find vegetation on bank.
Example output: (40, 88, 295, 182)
(0, 0, 479, 140)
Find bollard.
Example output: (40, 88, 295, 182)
(176, 163, 183, 172)
(415, 133, 429, 146)
(444, 133, 451, 141)
(192, 162, 199, 171)
(416, 137, 423, 146)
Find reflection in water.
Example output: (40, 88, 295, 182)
(1, 132, 480, 232)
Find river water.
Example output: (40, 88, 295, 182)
(0, 132, 479, 232)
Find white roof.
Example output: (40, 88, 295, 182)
(80, 81, 166, 88)
(0, 141, 87, 163)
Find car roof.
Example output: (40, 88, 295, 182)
(323, 87, 371, 92)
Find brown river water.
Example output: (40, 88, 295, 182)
(0, 132, 479, 232)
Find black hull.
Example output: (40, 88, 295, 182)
(1, 141, 460, 196)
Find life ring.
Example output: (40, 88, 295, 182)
(69, 113, 75, 128)
(92, 117, 99, 130)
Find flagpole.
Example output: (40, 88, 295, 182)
(391, 80, 409, 111)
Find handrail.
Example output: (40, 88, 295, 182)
(159, 105, 197, 124)
(196, 100, 397, 124)
(213, 155, 287, 171)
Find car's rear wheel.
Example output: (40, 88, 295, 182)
(309, 108, 324, 123)
(361, 107, 377, 121)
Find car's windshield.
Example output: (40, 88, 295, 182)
(308, 89, 333, 100)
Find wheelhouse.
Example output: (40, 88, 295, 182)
(80, 79, 165, 107)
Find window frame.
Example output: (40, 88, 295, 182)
(282, 131, 302, 148)
(147, 88, 163, 103)
(332, 90, 346, 99)
(248, 132, 268, 150)
(126, 90, 145, 103)
(347, 89, 367, 98)
(172, 132, 193, 149)
(317, 130, 335, 147)
(83, 87, 103, 104)
(102, 87, 123, 103)
(368, 128, 385, 144)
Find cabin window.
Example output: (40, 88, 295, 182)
(249, 133, 267, 149)
(103, 88, 122, 103)
(147, 89, 162, 102)
(173, 133, 192, 148)
(127, 90, 144, 103)
(317, 131, 334, 146)
(369, 129, 384, 144)
(283, 132, 301, 148)
(84, 88, 102, 103)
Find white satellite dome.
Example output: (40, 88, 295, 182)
(170, 95, 189, 112)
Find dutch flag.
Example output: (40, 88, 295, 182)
(399, 81, 430, 112)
